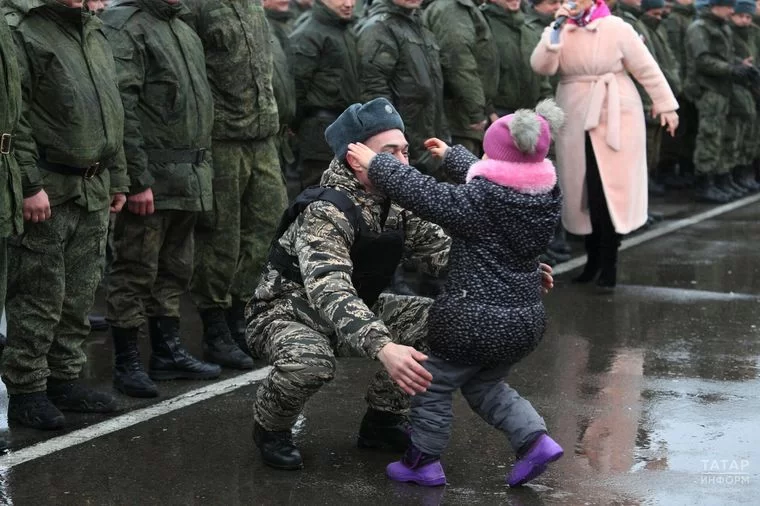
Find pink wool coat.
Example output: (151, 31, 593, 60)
(530, 16, 678, 235)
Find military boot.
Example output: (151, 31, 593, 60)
(47, 379, 117, 413)
(727, 170, 749, 197)
(253, 422, 304, 470)
(201, 309, 253, 370)
(715, 173, 741, 200)
(695, 175, 730, 203)
(8, 392, 65, 430)
(112, 326, 158, 398)
(226, 299, 253, 358)
(357, 408, 411, 452)
(148, 317, 221, 381)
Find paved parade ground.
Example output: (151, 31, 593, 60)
(0, 193, 759, 506)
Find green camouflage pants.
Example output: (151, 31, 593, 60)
(2, 201, 109, 394)
(727, 114, 757, 167)
(694, 91, 731, 176)
(0, 236, 6, 314)
(252, 294, 432, 431)
(107, 210, 196, 328)
(192, 138, 287, 310)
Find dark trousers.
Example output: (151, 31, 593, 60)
(585, 135, 621, 276)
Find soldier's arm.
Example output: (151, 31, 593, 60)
(427, 11, 487, 125)
(357, 23, 397, 102)
(368, 152, 482, 236)
(290, 31, 322, 118)
(403, 212, 451, 278)
(108, 30, 155, 194)
(295, 202, 393, 359)
(687, 26, 734, 78)
(10, 30, 42, 197)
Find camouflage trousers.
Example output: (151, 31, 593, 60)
(252, 294, 432, 431)
(726, 113, 757, 168)
(2, 201, 109, 394)
(694, 91, 731, 176)
(107, 210, 196, 328)
(0, 236, 6, 314)
(192, 138, 287, 310)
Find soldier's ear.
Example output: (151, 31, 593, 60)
(345, 152, 364, 173)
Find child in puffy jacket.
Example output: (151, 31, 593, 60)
(347, 100, 566, 487)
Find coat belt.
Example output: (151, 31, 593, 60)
(560, 71, 625, 152)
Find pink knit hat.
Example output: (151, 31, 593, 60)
(467, 100, 565, 194)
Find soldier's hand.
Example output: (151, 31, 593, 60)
(424, 138, 450, 160)
(23, 189, 51, 223)
(660, 111, 679, 137)
(539, 262, 554, 294)
(110, 193, 126, 214)
(468, 120, 487, 132)
(127, 188, 155, 216)
(743, 57, 754, 67)
(377, 342, 432, 395)
(347, 142, 377, 169)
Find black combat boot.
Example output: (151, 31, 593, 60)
(226, 299, 253, 358)
(47, 379, 117, 413)
(88, 314, 110, 332)
(695, 175, 730, 203)
(112, 326, 158, 398)
(357, 408, 411, 452)
(148, 317, 222, 381)
(727, 170, 749, 197)
(572, 234, 600, 284)
(735, 165, 760, 192)
(714, 173, 741, 200)
(8, 392, 65, 430)
(253, 422, 304, 470)
(201, 309, 253, 370)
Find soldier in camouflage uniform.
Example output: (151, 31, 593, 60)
(356, 0, 448, 178)
(2, 0, 128, 430)
(423, 0, 499, 156)
(525, 0, 561, 94)
(183, 0, 287, 372)
(685, 0, 754, 202)
(249, 98, 450, 470)
(290, 0, 360, 189)
(102, 0, 220, 399)
(729, 0, 760, 191)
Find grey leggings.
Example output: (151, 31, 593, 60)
(411, 354, 547, 456)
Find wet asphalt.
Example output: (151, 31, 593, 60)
(0, 193, 758, 505)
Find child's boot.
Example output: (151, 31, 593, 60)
(386, 445, 446, 487)
(507, 434, 564, 487)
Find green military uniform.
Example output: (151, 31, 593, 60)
(423, 0, 499, 156)
(685, 10, 737, 182)
(525, 7, 559, 91)
(250, 158, 451, 432)
(102, 0, 213, 329)
(183, 0, 287, 327)
(481, 4, 552, 116)
(357, 0, 448, 176)
(728, 14, 758, 173)
(289, 0, 311, 26)
(290, 0, 360, 187)
(2, 0, 128, 394)
(0, 16, 24, 314)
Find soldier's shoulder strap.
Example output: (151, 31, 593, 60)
(100, 5, 141, 30)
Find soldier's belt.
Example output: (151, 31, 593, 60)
(38, 158, 104, 179)
(147, 148, 207, 164)
(0, 133, 13, 155)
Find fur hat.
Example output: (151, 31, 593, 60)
(641, 0, 665, 11)
(706, 0, 736, 7)
(734, 0, 755, 14)
(466, 100, 564, 194)
(325, 98, 405, 161)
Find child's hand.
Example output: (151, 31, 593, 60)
(424, 138, 450, 160)
(347, 142, 377, 169)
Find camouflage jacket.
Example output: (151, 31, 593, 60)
(102, 0, 213, 212)
(184, 0, 279, 142)
(481, 5, 552, 114)
(289, 0, 360, 161)
(423, 0, 499, 141)
(0, 16, 24, 237)
(249, 159, 451, 359)
(637, 14, 682, 123)
(685, 11, 736, 100)
(662, 3, 695, 86)
(356, 0, 447, 173)
(4, 0, 128, 212)
(266, 8, 296, 129)
(730, 24, 757, 118)
(524, 8, 559, 91)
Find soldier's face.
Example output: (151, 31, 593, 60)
(732, 12, 753, 25)
(645, 7, 667, 18)
(493, 0, 522, 12)
(264, 0, 291, 11)
(710, 5, 734, 18)
(347, 129, 408, 193)
(393, 0, 424, 9)
(323, 0, 355, 19)
(534, 0, 561, 15)
(86, 0, 108, 11)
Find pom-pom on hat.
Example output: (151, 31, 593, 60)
(325, 98, 405, 161)
(466, 100, 565, 194)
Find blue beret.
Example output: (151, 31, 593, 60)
(325, 98, 405, 161)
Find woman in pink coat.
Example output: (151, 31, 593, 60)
(530, 0, 679, 290)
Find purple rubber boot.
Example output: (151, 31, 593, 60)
(386, 445, 446, 487)
(507, 434, 564, 487)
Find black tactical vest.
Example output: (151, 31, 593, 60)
(267, 187, 405, 307)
